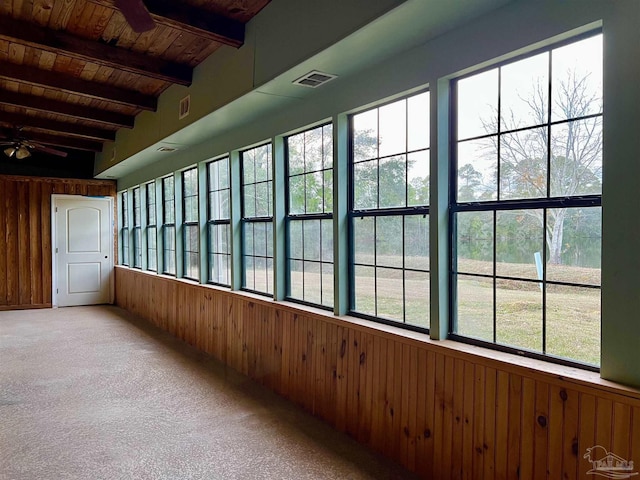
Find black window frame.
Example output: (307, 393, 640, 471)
(240, 143, 274, 296)
(285, 122, 334, 310)
(161, 175, 176, 276)
(146, 182, 157, 272)
(449, 31, 603, 371)
(206, 156, 231, 287)
(347, 90, 431, 333)
(181, 167, 200, 281)
(132, 187, 142, 269)
(120, 191, 129, 266)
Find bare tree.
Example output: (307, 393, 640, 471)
(487, 70, 602, 264)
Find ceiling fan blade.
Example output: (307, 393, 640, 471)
(32, 144, 68, 158)
(115, 0, 155, 33)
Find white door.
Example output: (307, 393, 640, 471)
(54, 195, 113, 307)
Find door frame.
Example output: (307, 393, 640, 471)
(51, 194, 115, 307)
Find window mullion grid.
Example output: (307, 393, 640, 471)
(301, 220, 306, 302)
(492, 210, 497, 344)
(373, 216, 378, 317)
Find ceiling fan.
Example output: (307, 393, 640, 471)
(115, 0, 156, 33)
(0, 127, 68, 160)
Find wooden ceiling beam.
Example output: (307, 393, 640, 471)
(0, 90, 135, 128)
(90, 0, 245, 47)
(0, 15, 192, 86)
(0, 112, 115, 141)
(0, 63, 156, 112)
(145, 0, 245, 48)
(0, 131, 103, 152)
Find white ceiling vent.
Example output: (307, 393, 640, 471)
(179, 94, 191, 119)
(292, 70, 337, 88)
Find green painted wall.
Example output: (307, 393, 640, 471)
(111, 0, 640, 387)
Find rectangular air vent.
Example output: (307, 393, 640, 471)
(157, 146, 177, 153)
(179, 95, 190, 119)
(293, 70, 337, 88)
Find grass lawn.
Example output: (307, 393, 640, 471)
(287, 257, 601, 366)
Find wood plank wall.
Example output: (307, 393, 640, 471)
(115, 266, 640, 480)
(0, 175, 116, 310)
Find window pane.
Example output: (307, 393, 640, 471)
(546, 207, 601, 285)
(288, 132, 305, 176)
(500, 52, 549, 131)
(133, 188, 141, 226)
(353, 109, 378, 162)
(457, 138, 497, 202)
(305, 172, 324, 214)
(551, 34, 602, 122)
(407, 149, 429, 207)
(321, 219, 333, 263)
(353, 216, 374, 266)
(354, 160, 378, 210)
(546, 286, 600, 365)
(456, 211, 494, 274)
(323, 170, 333, 214)
(133, 228, 142, 268)
(254, 182, 272, 217)
(163, 225, 175, 275)
(147, 226, 157, 271)
(455, 274, 493, 342)
(495, 280, 542, 353)
(378, 99, 406, 157)
(457, 69, 498, 140)
(378, 155, 406, 209)
(121, 228, 129, 265)
(407, 91, 429, 151)
(405, 270, 429, 329)
(303, 261, 321, 305)
(321, 263, 334, 309)
(499, 127, 547, 200)
(376, 267, 404, 322)
(376, 216, 403, 268)
(303, 220, 320, 261)
(243, 152, 255, 184)
(289, 220, 303, 259)
(183, 197, 198, 223)
(243, 184, 256, 218)
(354, 265, 376, 316)
(304, 127, 323, 172)
(550, 118, 602, 197)
(496, 209, 544, 280)
(405, 214, 429, 271)
(289, 260, 304, 299)
(289, 175, 305, 214)
(146, 184, 156, 225)
(322, 124, 333, 170)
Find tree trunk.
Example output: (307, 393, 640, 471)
(548, 208, 567, 264)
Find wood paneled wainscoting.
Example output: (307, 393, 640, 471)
(115, 266, 640, 479)
(0, 175, 116, 310)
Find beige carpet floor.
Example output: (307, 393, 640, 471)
(0, 305, 416, 480)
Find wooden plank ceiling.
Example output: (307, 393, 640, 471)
(0, 0, 270, 170)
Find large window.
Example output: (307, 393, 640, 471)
(241, 143, 273, 295)
(146, 182, 157, 271)
(182, 168, 199, 280)
(162, 176, 176, 276)
(207, 157, 231, 286)
(286, 124, 333, 308)
(451, 33, 603, 367)
(120, 191, 129, 266)
(132, 187, 142, 269)
(349, 91, 430, 329)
